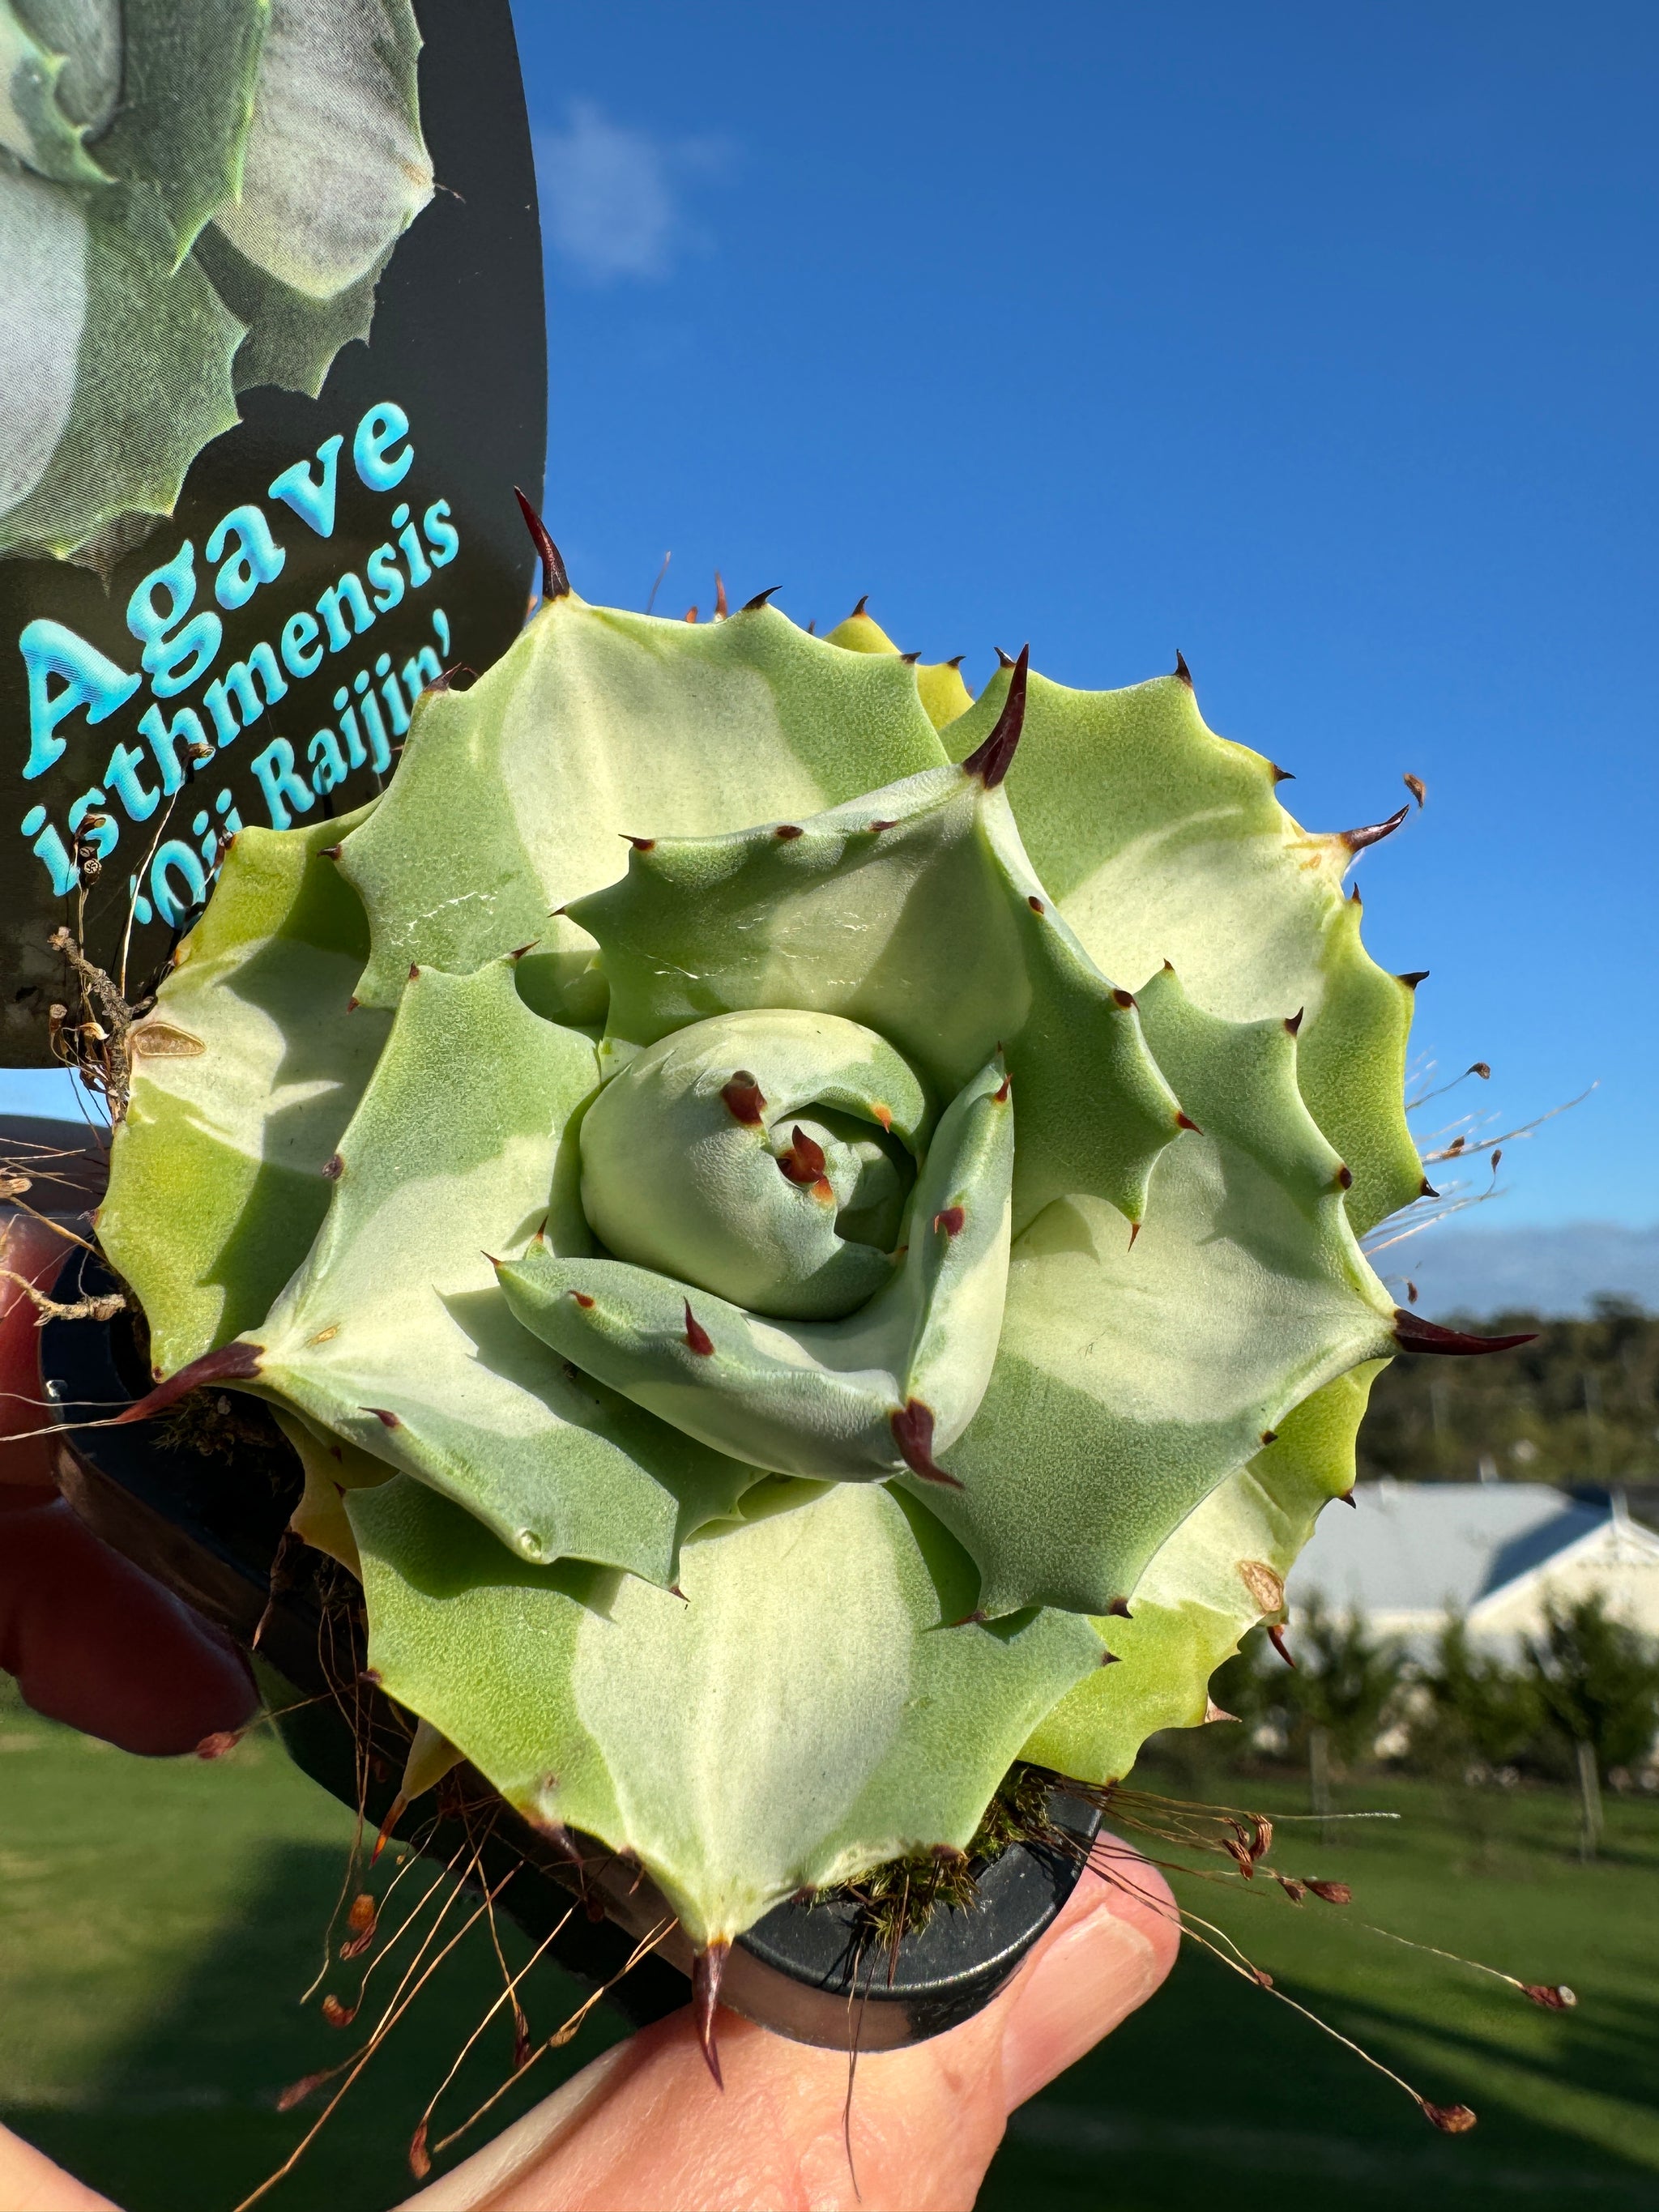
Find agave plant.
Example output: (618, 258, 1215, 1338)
(0, 0, 431, 566)
(98, 522, 1520, 2023)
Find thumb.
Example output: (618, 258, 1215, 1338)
(407, 1848, 1178, 2212)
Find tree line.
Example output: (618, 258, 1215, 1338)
(1200, 1594, 1659, 1860)
(1360, 1297, 1659, 1485)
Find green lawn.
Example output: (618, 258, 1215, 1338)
(983, 1762, 1659, 2212)
(2, 1681, 1655, 2212)
(0, 1680, 627, 2212)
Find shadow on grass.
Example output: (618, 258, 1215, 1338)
(15, 1839, 622, 2212)
(1336, 1977, 1659, 2131)
(983, 1937, 1659, 2212)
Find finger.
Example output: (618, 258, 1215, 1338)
(0, 2118, 120, 2210)
(408, 1848, 1179, 2212)
(0, 1493, 255, 1756)
(997, 1843, 1178, 2111)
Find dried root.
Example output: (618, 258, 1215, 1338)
(0, 1267, 125, 1324)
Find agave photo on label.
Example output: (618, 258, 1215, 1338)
(0, 0, 547, 1059)
(0, 0, 433, 569)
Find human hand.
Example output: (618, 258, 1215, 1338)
(408, 1853, 1177, 2212)
(0, 1847, 1176, 2212)
(0, 1210, 1180, 2212)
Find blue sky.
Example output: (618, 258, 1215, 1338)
(509, 0, 1658, 1231)
(10, 4, 1654, 1239)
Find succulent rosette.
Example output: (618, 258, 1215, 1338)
(101, 556, 1481, 1959)
(0, 0, 432, 565)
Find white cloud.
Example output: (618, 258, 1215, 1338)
(535, 100, 729, 283)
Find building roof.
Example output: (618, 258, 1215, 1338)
(1288, 1481, 1623, 1621)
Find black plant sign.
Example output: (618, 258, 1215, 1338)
(0, 0, 547, 1061)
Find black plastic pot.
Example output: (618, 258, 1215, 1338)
(38, 1233, 1101, 2051)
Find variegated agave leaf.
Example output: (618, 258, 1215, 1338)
(350, 1473, 1101, 1949)
(100, 805, 387, 1377)
(940, 660, 1422, 1237)
(335, 594, 950, 1016)
(1022, 1363, 1388, 1779)
(104, 561, 1519, 1953)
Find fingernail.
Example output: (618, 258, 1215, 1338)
(999, 1872, 1174, 2112)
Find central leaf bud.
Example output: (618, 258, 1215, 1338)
(578, 1011, 931, 1321)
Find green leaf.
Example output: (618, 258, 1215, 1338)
(1294, 892, 1422, 1238)
(0, 174, 244, 560)
(500, 1054, 1013, 1481)
(193, 219, 390, 397)
(822, 606, 899, 654)
(92, 0, 270, 258)
(572, 761, 1182, 1238)
(242, 959, 753, 1586)
(914, 658, 975, 733)
(943, 666, 1422, 1235)
(0, 160, 87, 527)
(335, 597, 951, 1013)
(0, 0, 117, 182)
(563, 769, 1390, 1623)
(20, 1, 118, 117)
(574, 1008, 932, 1322)
(1022, 1363, 1385, 1781)
(275, 1404, 392, 1579)
(925, 967, 1397, 1617)
(823, 601, 975, 731)
(211, 0, 430, 300)
(100, 808, 389, 1379)
(350, 1472, 1102, 1946)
